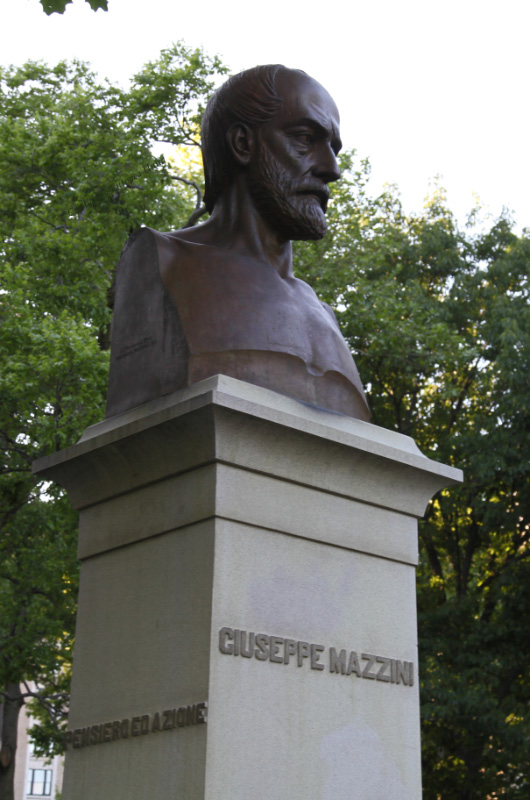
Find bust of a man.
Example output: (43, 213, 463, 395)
(106, 65, 369, 420)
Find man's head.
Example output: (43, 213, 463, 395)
(201, 65, 342, 240)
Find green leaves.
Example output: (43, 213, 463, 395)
(128, 44, 228, 149)
(1, 45, 528, 797)
(40, 0, 73, 14)
(296, 159, 530, 798)
(0, 46, 225, 768)
(40, 0, 108, 15)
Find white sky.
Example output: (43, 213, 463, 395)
(2, 0, 529, 232)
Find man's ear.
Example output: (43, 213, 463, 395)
(227, 123, 254, 166)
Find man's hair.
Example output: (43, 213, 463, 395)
(202, 65, 303, 213)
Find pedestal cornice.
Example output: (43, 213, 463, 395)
(33, 375, 462, 521)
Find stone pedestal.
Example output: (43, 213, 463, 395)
(33, 376, 462, 800)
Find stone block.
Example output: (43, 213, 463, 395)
(33, 376, 462, 799)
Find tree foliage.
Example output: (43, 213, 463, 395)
(40, 0, 108, 17)
(1, 43, 529, 800)
(0, 43, 225, 799)
(295, 159, 530, 799)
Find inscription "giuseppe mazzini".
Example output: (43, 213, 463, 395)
(219, 627, 414, 687)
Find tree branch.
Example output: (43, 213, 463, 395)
(171, 175, 203, 210)
(182, 205, 208, 228)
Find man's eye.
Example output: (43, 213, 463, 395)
(294, 133, 313, 145)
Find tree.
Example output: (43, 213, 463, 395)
(2, 44, 529, 800)
(0, 43, 225, 799)
(295, 163, 530, 798)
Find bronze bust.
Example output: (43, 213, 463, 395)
(106, 65, 369, 420)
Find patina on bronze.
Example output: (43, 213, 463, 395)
(106, 66, 370, 420)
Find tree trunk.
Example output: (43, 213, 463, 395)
(0, 682, 24, 800)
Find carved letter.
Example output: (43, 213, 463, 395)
(346, 651, 362, 677)
(240, 631, 255, 658)
(162, 710, 173, 731)
(176, 707, 187, 727)
(396, 660, 413, 686)
(196, 702, 208, 724)
(284, 639, 297, 664)
(311, 644, 325, 671)
(376, 657, 391, 682)
(329, 647, 347, 674)
(297, 641, 311, 667)
(255, 634, 270, 661)
(395, 661, 414, 686)
(219, 627, 234, 655)
(269, 636, 284, 663)
(361, 653, 377, 679)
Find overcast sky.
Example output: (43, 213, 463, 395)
(2, 0, 529, 231)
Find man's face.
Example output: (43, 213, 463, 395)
(249, 71, 342, 241)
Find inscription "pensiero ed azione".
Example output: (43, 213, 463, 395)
(65, 702, 207, 751)
(219, 627, 414, 687)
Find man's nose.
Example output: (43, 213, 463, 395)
(312, 144, 341, 183)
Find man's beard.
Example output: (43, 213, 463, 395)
(248, 146, 328, 241)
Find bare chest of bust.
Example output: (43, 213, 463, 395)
(159, 234, 355, 377)
(106, 228, 369, 420)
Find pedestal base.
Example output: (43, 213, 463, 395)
(34, 376, 461, 799)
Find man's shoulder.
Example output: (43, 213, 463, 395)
(289, 277, 340, 323)
(122, 226, 187, 253)
(319, 299, 340, 324)
(120, 227, 202, 281)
